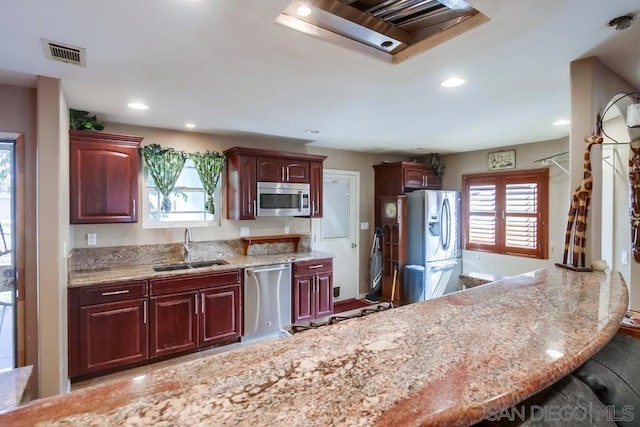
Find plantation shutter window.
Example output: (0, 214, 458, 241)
(463, 169, 548, 259)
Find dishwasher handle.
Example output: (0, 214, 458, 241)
(246, 264, 291, 275)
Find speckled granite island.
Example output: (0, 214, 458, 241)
(0, 267, 628, 426)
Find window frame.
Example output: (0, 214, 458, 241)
(462, 168, 549, 259)
(142, 159, 222, 229)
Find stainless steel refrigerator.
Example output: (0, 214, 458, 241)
(407, 190, 462, 299)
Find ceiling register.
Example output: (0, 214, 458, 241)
(277, 0, 489, 63)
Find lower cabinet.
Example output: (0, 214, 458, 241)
(68, 280, 148, 378)
(69, 269, 242, 379)
(149, 270, 242, 359)
(292, 259, 333, 324)
(149, 292, 198, 358)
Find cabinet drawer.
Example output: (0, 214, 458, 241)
(294, 258, 333, 275)
(77, 281, 148, 305)
(150, 270, 241, 296)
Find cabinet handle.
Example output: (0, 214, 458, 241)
(143, 300, 147, 324)
(195, 294, 199, 315)
(132, 198, 136, 218)
(201, 293, 205, 314)
(101, 289, 130, 296)
(281, 166, 285, 181)
(308, 264, 324, 269)
(287, 167, 290, 181)
(253, 200, 257, 216)
(312, 200, 316, 215)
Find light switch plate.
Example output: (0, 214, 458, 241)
(360, 222, 369, 230)
(87, 233, 97, 246)
(240, 227, 250, 237)
(284, 224, 290, 234)
(621, 250, 629, 265)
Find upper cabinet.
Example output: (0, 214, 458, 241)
(373, 161, 442, 226)
(70, 130, 143, 224)
(224, 147, 326, 220)
(257, 157, 309, 183)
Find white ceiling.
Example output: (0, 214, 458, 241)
(0, 0, 638, 154)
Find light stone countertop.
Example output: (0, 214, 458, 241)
(0, 366, 32, 414)
(68, 251, 335, 287)
(4, 267, 628, 426)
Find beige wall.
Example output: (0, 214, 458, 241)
(71, 122, 404, 295)
(36, 76, 69, 397)
(569, 57, 639, 310)
(0, 83, 38, 392)
(442, 137, 570, 276)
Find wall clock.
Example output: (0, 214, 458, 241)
(380, 197, 398, 223)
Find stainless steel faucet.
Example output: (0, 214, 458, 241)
(183, 227, 192, 262)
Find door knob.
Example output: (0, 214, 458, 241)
(351, 243, 357, 248)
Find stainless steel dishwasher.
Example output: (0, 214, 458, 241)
(242, 263, 291, 341)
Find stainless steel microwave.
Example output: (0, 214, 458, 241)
(256, 182, 310, 217)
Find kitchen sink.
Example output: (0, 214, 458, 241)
(152, 260, 228, 272)
(188, 260, 229, 268)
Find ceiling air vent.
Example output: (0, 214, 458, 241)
(276, 0, 489, 64)
(41, 39, 86, 67)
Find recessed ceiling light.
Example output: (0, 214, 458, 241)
(305, 129, 320, 134)
(127, 102, 149, 110)
(297, 5, 312, 17)
(440, 77, 466, 88)
(553, 119, 570, 126)
(185, 123, 196, 129)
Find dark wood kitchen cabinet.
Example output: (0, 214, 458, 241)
(292, 258, 333, 323)
(257, 157, 309, 183)
(149, 269, 242, 358)
(224, 147, 327, 220)
(68, 280, 148, 378)
(373, 161, 441, 226)
(309, 161, 323, 218)
(226, 153, 257, 220)
(70, 130, 143, 224)
(149, 292, 198, 358)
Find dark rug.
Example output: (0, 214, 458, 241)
(333, 299, 372, 314)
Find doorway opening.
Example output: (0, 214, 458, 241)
(0, 140, 16, 370)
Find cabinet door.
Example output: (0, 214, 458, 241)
(199, 284, 242, 347)
(309, 161, 323, 218)
(79, 299, 148, 374)
(403, 166, 426, 190)
(292, 274, 314, 324)
(315, 272, 334, 319)
(257, 157, 285, 182)
(149, 292, 198, 358)
(284, 160, 310, 183)
(239, 156, 257, 219)
(70, 134, 140, 224)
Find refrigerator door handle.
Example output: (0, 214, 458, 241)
(440, 198, 451, 250)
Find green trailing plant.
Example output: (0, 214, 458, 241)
(189, 151, 226, 215)
(139, 144, 187, 213)
(429, 153, 445, 177)
(69, 109, 105, 131)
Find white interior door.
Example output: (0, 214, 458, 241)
(312, 170, 359, 302)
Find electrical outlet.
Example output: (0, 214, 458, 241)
(240, 227, 250, 237)
(87, 233, 97, 246)
(284, 224, 290, 234)
(621, 251, 629, 265)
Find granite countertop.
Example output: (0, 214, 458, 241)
(68, 251, 334, 288)
(4, 267, 627, 426)
(0, 366, 32, 414)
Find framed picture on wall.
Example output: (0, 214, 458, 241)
(488, 150, 516, 170)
